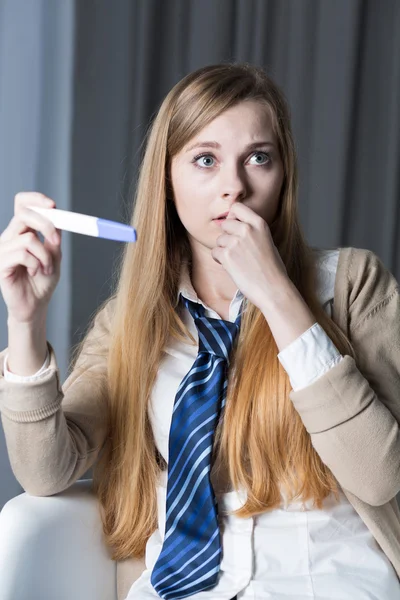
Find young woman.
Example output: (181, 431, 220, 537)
(1, 62, 400, 600)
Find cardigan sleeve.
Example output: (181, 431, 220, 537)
(288, 249, 400, 507)
(0, 297, 114, 496)
(3, 347, 51, 381)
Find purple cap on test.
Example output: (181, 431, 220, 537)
(97, 218, 137, 242)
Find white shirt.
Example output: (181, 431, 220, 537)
(5, 248, 400, 599)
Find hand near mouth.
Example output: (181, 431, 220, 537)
(211, 204, 289, 310)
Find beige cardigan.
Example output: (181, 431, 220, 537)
(1, 245, 400, 599)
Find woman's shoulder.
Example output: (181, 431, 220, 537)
(93, 295, 117, 329)
(312, 245, 398, 293)
(333, 246, 398, 300)
(344, 247, 399, 330)
(79, 295, 117, 354)
(313, 246, 399, 332)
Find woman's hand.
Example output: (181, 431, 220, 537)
(211, 203, 290, 311)
(0, 192, 62, 324)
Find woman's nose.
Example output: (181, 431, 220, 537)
(219, 165, 247, 199)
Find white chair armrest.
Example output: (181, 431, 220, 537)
(0, 478, 117, 600)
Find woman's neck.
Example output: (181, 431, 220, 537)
(190, 257, 238, 307)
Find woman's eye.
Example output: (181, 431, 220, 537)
(192, 151, 271, 169)
(192, 154, 215, 168)
(249, 152, 271, 165)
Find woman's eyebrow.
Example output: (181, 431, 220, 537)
(185, 140, 275, 152)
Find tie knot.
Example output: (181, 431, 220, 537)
(181, 295, 242, 361)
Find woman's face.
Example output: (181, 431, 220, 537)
(169, 100, 284, 257)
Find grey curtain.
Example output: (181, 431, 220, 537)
(0, 0, 74, 506)
(1, 0, 399, 507)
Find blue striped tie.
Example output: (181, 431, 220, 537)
(150, 293, 243, 599)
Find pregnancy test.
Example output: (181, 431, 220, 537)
(28, 206, 137, 242)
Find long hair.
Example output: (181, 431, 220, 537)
(71, 62, 356, 560)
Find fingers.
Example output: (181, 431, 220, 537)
(2, 206, 60, 245)
(0, 232, 58, 278)
(14, 191, 55, 211)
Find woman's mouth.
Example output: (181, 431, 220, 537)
(213, 216, 227, 226)
(213, 211, 229, 224)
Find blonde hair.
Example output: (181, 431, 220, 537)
(72, 62, 356, 560)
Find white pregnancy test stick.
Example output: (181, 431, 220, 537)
(28, 206, 137, 243)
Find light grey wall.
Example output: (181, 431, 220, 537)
(0, 0, 74, 507)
